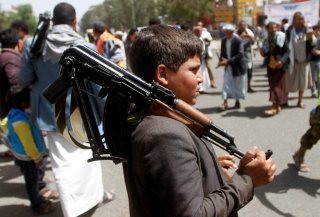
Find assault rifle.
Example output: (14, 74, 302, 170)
(43, 44, 272, 163)
(30, 11, 51, 56)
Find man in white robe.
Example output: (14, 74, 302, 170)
(18, 3, 113, 216)
(217, 24, 247, 110)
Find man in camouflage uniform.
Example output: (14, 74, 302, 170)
(293, 103, 320, 172)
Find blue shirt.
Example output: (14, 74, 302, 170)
(18, 25, 96, 131)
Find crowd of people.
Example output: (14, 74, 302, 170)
(0, 1, 319, 216)
(0, 2, 115, 216)
(214, 13, 320, 175)
(217, 13, 320, 118)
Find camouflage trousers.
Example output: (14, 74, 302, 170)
(301, 105, 320, 149)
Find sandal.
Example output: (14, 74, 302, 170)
(40, 188, 59, 200)
(0, 150, 14, 158)
(292, 153, 310, 172)
(297, 101, 305, 109)
(264, 107, 281, 116)
(219, 102, 228, 111)
(98, 191, 116, 208)
(264, 108, 277, 116)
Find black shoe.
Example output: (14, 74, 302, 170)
(234, 100, 241, 109)
(33, 201, 55, 215)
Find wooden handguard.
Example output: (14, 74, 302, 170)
(148, 99, 208, 137)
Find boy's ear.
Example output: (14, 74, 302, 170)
(154, 64, 169, 86)
(71, 18, 77, 31)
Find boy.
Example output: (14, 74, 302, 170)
(124, 24, 276, 217)
(5, 85, 54, 215)
(0, 27, 21, 158)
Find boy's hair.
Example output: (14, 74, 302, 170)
(266, 22, 277, 29)
(6, 85, 30, 110)
(180, 21, 193, 31)
(129, 24, 202, 83)
(148, 17, 161, 26)
(92, 21, 105, 34)
(128, 28, 138, 36)
(52, 2, 76, 25)
(10, 20, 29, 34)
(0, 28, 19, 48)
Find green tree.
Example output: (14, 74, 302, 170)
(157, 0, 214, 24)
(0, 10, 5, 30)
(79, 0, 214, 32)
(80, 0, 140, 32)
(0, 4, 37, 33)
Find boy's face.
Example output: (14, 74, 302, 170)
(268, 24, 277, 35)
(155, 55, 202, 105)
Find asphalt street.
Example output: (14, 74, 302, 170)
(1, 43, 320, 217)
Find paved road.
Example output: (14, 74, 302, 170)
(1, 47, 320, 217)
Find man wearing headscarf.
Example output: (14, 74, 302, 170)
(285, 12, 316, 108)
(217, 23, 247, 110)
(18, 3, 110, 216)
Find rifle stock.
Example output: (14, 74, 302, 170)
(43, 44, 272, 162)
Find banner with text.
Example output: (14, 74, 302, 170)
(264, 0, 319, 26)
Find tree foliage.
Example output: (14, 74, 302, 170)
(0, 11, 5, 30)
(1, 1, 214, 34)
(157, 0, 214, 24)
(0, 4, 37, 33)
(79, 0, 214, 32)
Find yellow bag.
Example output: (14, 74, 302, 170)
(268, 56, 278, 69)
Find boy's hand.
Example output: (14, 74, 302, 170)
(217, 58, 228, 68)
(276, 61, 284, 69)
(312, 48, 320, 56)
(218, 154, 237, 181)
(35, 159, 43, 168)
(238, 147, 276, 187)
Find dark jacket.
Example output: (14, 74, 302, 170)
(263, 31, 290, 72)
(0, 48, 21, 119)
(123, 115, 253, 217)
(220, 35, 247, 77)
